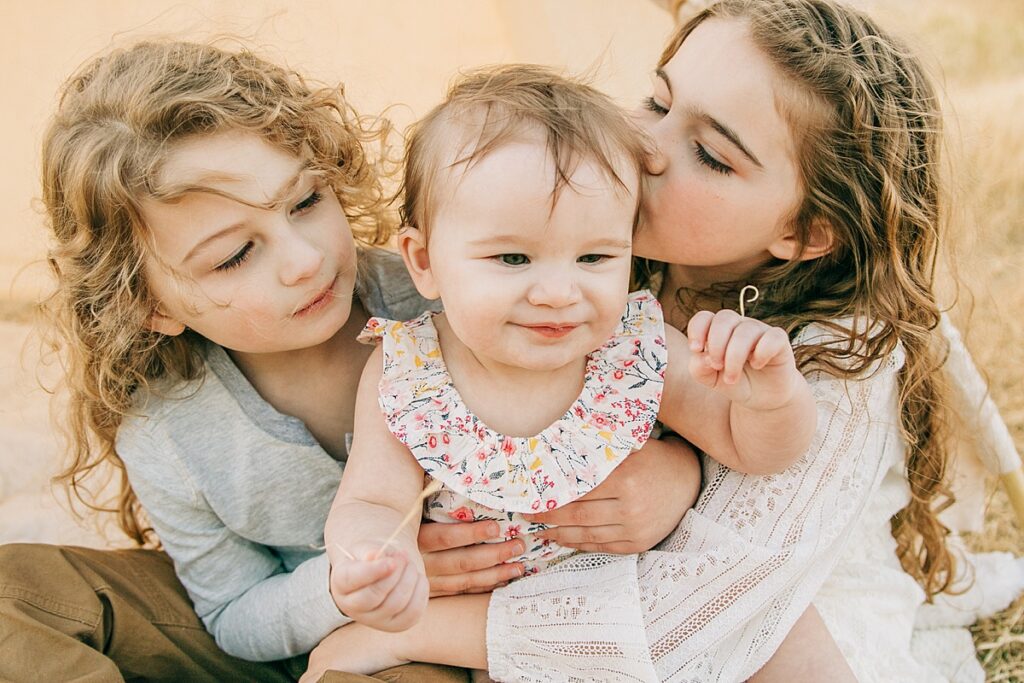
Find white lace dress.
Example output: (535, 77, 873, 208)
(485, 320, 1024, 683)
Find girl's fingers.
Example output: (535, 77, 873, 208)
(535, 523, 627, 547)
(428, 562, 524, 596)
(418, 520, 501, 553)
(422, 538, 524, 578)
(523, 497, 620, 527)
(686, 310, 715, 351)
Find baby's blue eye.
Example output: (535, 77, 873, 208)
(498, 254, 530, 266)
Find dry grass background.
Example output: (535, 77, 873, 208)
(863, 0, 1024, 679)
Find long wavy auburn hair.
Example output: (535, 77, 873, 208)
(40, 41, 394, 545)
(637, 0, 958, 598)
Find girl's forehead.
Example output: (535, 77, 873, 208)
(156, 132, 309, 204)
(664, 18, 801, 174)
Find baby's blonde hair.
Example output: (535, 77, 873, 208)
(401, 64, 647, 237)
(41, 40, 394, 544)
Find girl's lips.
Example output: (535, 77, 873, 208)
(294, 276, 337, 316)
(521, 323, 579, 339)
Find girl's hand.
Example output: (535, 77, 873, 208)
(329, 541, 428, 632)
(524, 436, 701, 552)
(418, 520, 525, 596)
(687, 309, 802, 410)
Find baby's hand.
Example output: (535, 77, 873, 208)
(329, 541, 429, 632)
(686, 309, 802, 410)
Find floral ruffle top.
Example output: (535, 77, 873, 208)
(358, 290, 667, 574)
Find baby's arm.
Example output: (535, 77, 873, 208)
(658, 310, 816, 474)
(324, 345, 430, 632)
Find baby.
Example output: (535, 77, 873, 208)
(320, 64, 816, 659)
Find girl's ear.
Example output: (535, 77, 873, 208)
(768, 217, 835, 262)
(397, 226, 440, 300)
(147, 308, 186, 336)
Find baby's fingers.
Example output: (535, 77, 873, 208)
(686, 310, 716, 352)
(333, 556, 404, 615)
(750, 326, 795, 370)
(721, 320, 768, 384)
(331, 555, 395, 596)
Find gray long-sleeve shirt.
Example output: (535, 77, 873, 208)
(117, 249, 435, 661)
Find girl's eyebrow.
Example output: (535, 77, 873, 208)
(179, 165, 313, 265)
(655, 68, 763, 168)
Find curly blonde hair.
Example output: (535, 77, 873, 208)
(41, 40, 394, 545)
(638, 0, 957, 598)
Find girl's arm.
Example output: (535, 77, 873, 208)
(324, 345, 431, 631)
(659, 312, 816, 474)
(486, 341, 902, 681)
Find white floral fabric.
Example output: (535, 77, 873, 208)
(358, 290, 666, 574)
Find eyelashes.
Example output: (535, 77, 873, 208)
(644, 96, 734, 175)
(216, 242, 253, 271)
(213, 188, 325, 273)
(643, 96, 669, 116)
(693, 142, 733, 175)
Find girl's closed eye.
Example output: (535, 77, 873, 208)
(291, 188, 323, 215)
(694, 142, 733, 175)
(215, 241, 254, 272)
(643, 96, 669, 116)
(496, 253, 530, 266)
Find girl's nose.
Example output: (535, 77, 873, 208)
(279, 232, 324, 286)
(526, 270, 581, 308)
(643, 134, 668, 176)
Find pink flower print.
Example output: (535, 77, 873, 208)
(633, 338, 642, 347)
(591, 413, 609, 428)
(594, 393, 606, 403)
(476, 450, 488, 461)
(441, 433, 451, 445)
(531, 500, 541, 511)
(501, 436, 515, 456)
(448, 507, 475, 522)
(442, 453, 451, 463)
(462, 474, 474, 486)
(623, 359, 635, 368)
(367, 318, 380, 330)
(507, 525, 521, 538)
(428, 435, 438, 450)
(613, 369, 624, 380)
(481, 477, 490, 485)
(546, 499, 557, 510)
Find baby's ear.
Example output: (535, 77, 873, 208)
(397, 226, 440, 300)
(768, 217, 834, 262)
(147, 308, 186, 336)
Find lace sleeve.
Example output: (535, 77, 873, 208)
(487, 348, 905, 682)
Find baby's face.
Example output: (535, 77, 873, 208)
(425, 139, 637, 373)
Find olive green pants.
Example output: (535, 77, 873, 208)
(0, 544, 468, 683)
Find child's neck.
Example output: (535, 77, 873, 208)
(434, 314, 587, 438)
(227, 298, 372, 459)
